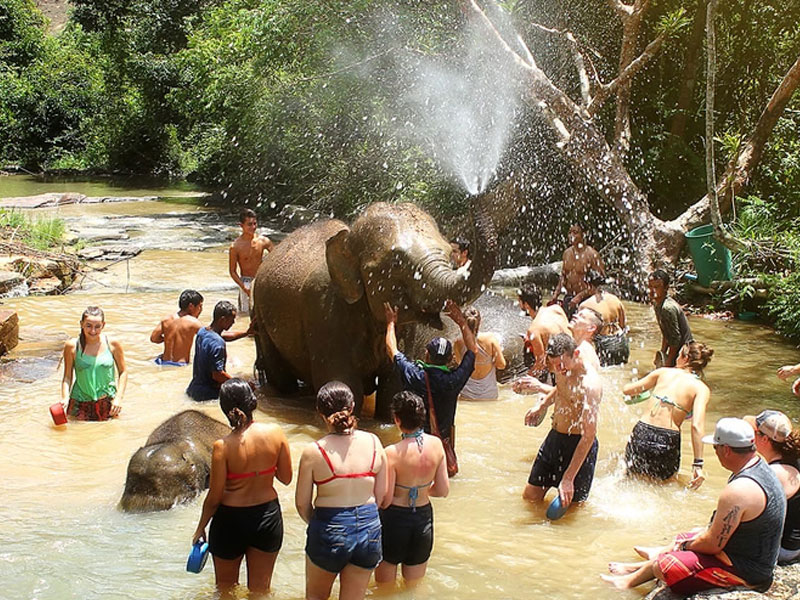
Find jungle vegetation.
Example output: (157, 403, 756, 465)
(1, 0, 799, 339)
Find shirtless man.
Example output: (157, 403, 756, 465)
(552, 224, 605, 320)
(516, 283, 570, 382)
(150, 289, 204, 365)
(513, 306, 600, 395)
(229, 208, 274, 317)
(522, 333, 603, 510)
(580, 270, 629, 366)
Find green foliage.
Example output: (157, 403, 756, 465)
(724, 195, 800, 342)
(656, 8, 690, 38)
(0, 208, 65, 249)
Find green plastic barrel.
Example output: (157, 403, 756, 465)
(685, 224, 732, 287)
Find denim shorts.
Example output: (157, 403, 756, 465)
(306, 503, 382, 573)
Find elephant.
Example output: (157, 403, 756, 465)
(398, 290, 531, 384)
(252, 200, 497, 418)
(119, 410, 229, 513)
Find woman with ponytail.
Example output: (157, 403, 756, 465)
(193, 378, 292, 594)
(60, 306, 127, 421)
(746, 409, 800, 564)
(295, 381, 388, 600)
(622, 341, 714, 488)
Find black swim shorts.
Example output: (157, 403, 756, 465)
(528, 429, 598, 502)
(625, 421, 681, 480)
(209, 499, 283, 559)
(595, 331, 630, 366)
(380, 503, 434, 566)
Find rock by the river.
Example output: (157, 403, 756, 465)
(0, 270, 24, 294)
(77, 244, 142, 261)
(28, 276, 63, 295)
(645, 563, 800, 600)
(0, 309, 19, 356)
(0, 193, 158, 209)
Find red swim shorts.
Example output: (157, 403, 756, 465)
(68, 397, 113, 421)
(657, 549, 747, 595)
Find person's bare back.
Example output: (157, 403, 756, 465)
(150, 290, 204, 364)
(156, 313, 203, 363)
(580, 290, 625, 335)
(526, 305, 570, 372)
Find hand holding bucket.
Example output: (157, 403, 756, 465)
(50, 403, 67, 426)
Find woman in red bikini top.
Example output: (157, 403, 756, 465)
(193, 378, 292, 595)
(295, 381, 388, 600)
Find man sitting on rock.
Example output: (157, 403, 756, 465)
(602, 417, 786, 595)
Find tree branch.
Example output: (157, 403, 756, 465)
(607, 0, 633, 19)
(529, 22, 598, 105)
(670, 53, 800, 233)
(588, 32, 666, 114)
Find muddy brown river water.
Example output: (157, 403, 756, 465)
(1, 194, 799, 599)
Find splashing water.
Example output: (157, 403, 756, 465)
(395, 17, 522, 195)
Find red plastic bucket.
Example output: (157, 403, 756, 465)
(50, 403, 67, 426)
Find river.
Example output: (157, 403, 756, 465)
(1, 181, 799, 599)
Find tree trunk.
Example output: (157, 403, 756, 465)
(664, 53, 800, 245)
(669, 0, 706, 139)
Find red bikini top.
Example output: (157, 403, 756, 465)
(226, 465, 277, 480)
(314, 436, 377, 485)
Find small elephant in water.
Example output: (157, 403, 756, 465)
(119, 410, 229, 513)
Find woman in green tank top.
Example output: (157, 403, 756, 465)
(60, 306, 128, 421)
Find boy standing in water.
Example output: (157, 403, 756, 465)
(150, 289, 204, 365)
(229, 208, 274, 316)
(523, 333, 602, 510)
(551, 224, 605, 320)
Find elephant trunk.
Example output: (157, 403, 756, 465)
(417, 192, 498, 307)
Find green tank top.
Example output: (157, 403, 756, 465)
(71, 336, 117, 402)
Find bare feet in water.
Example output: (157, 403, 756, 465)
(600, 573, 631, 589)
(608, 562, 641, 575)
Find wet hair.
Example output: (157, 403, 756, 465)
(79, 306, 105, 348)
(179, 289, 203, 311)
(391, 391, 427, 431)
(682, 342, 714, 372)
(649, 269, 670, 288)
(768, 430, 800, 462)
(213, 300, 236, 323)
(239, 208, 257, 223)
(450, 237, 470, 256)
(585, 269, 605, 287)
(219, 378, 256, 430)
(518, 283, 542, 311)
(546, 332, 577, 357)
(316, 381, 357, 434)
(464, 305, 481, 334)
(580, 307, 604, 334)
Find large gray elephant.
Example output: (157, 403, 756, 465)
(399, 290, 530, 383)
(119, 410, 229, 513)
(252, 200, 497, 417)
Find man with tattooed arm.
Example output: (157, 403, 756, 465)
(602, 418, 786, 594)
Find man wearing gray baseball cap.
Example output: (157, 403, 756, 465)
(603, 417, 786, 594)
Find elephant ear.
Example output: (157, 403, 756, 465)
(326, 229, 364, 304)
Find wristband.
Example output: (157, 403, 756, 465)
(679, 540, 690, 551)
(692, 459, 704, 467)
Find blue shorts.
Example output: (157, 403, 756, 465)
(154, 356, 187, 367)
(306, 504, 382, 573)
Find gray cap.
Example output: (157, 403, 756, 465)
(702, 417, 756, 448)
